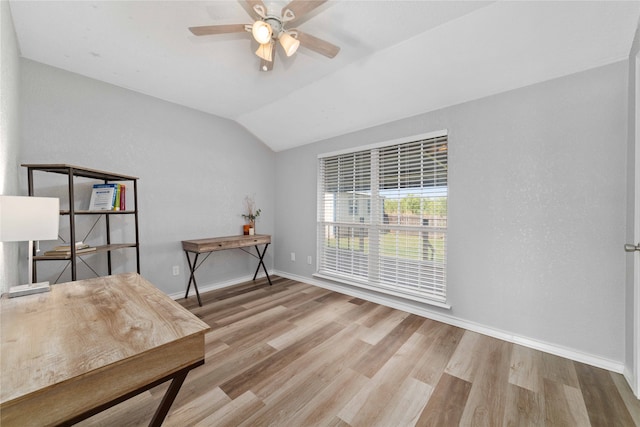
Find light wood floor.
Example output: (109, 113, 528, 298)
(79, 276, 640, 426)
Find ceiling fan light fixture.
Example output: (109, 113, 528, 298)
(279, 31, 300, 57)
(252, 20, 272, 44)
(188, 1, 340, 71)
(255, 41, 274, 62)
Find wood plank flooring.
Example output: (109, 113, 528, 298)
(78, 276, 640, 426)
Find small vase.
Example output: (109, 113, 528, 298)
(243, 224, 251, 235)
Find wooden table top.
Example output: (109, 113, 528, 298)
(0, 273, 210, 425)
(182, 234, 271, 253)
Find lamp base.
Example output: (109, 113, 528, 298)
(8, 281, 51, 298)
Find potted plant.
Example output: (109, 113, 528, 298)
(242, 196, 261, 235)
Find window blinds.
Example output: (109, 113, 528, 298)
(317, 133, 448, 304)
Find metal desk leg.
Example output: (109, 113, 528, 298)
(184, 251, 202, 307)
(148, 369, 190, 427)
(60, 360, 204, 427)
(252, 243, 272, 286)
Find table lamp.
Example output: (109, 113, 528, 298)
(0, 195, 60, 297)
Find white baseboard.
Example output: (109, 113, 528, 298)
(169, 268, 631, 390)
(623, 366, 640, 399)
(273, 270, 626, 376)
(167, 271, 272, 301)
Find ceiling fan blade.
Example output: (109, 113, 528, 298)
(296, 31, 340, 58)
(244, 0, 268, 19)
(260, 43, 275, 72)
(189, 24, 248, 36)
(281, 0, 327, 22)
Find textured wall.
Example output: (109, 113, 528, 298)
(0, 1, 22, 293)
(275, 61, 628, 363)
(13, 36, 631, 369)
(625, 22, 640, 392)
(19, 59, 275, 294)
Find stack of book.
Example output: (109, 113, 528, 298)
(88, 183, 126, 211)
(44, 242, 96, 256)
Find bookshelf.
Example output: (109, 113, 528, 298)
(22, 164, 140, 282)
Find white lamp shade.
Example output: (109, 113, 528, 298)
(0, 196, 59, 242)
(279, 32, 300, 57)
(251, 21, 272, 44)
(255, 41, 274, 62)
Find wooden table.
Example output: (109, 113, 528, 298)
(182, 234, 272, 306)
(0, 273, 210, 427)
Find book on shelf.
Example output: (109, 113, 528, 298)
(114, 184, 121, 211)
(119, 184, 126, 210)
(50, 241, 88, 250)
(89, 184, 118, 210)
(88, 183, 126, 211)
(44, 246, 97, 256)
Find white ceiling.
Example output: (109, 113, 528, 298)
(9, 1, 640, 152)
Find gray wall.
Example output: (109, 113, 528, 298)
(9, 25, 631, 368)
(625, 23, 640, 388)
(18, 59, 275, 294)
(275, 61, 628, 363)
(0, 0, 22, 294)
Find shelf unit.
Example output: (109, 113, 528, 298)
(23, 164, 140, 282)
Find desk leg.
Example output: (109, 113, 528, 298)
(59, 360, 204, 427)
(253, 243, 272, 286)
(184, 251, 203, 307)
(148, 368, 190, 427)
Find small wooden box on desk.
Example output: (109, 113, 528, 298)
(0, 273, 210, 427)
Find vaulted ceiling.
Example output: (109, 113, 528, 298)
(9, 1, 640, 152)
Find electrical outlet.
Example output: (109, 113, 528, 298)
(307, 256, 312, 265)
(291, 252, 296, 262)
(172, 266, 179, 276)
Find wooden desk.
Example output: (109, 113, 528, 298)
(182, 234, 272, 306)
(0, 273, 210, 427)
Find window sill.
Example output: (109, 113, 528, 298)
(313, 272, 451, 310)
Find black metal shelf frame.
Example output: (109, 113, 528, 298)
(23, 164, 140, 282)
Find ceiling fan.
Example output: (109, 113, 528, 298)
(189, 0, 340, 71)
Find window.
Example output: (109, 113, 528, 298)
(317, 131, 448, 305)
(348, 199, 358, 216)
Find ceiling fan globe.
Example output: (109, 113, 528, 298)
(252, 20, 272, 44)
(255, 41, 274, 61)
(279, 31, 300, 56)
